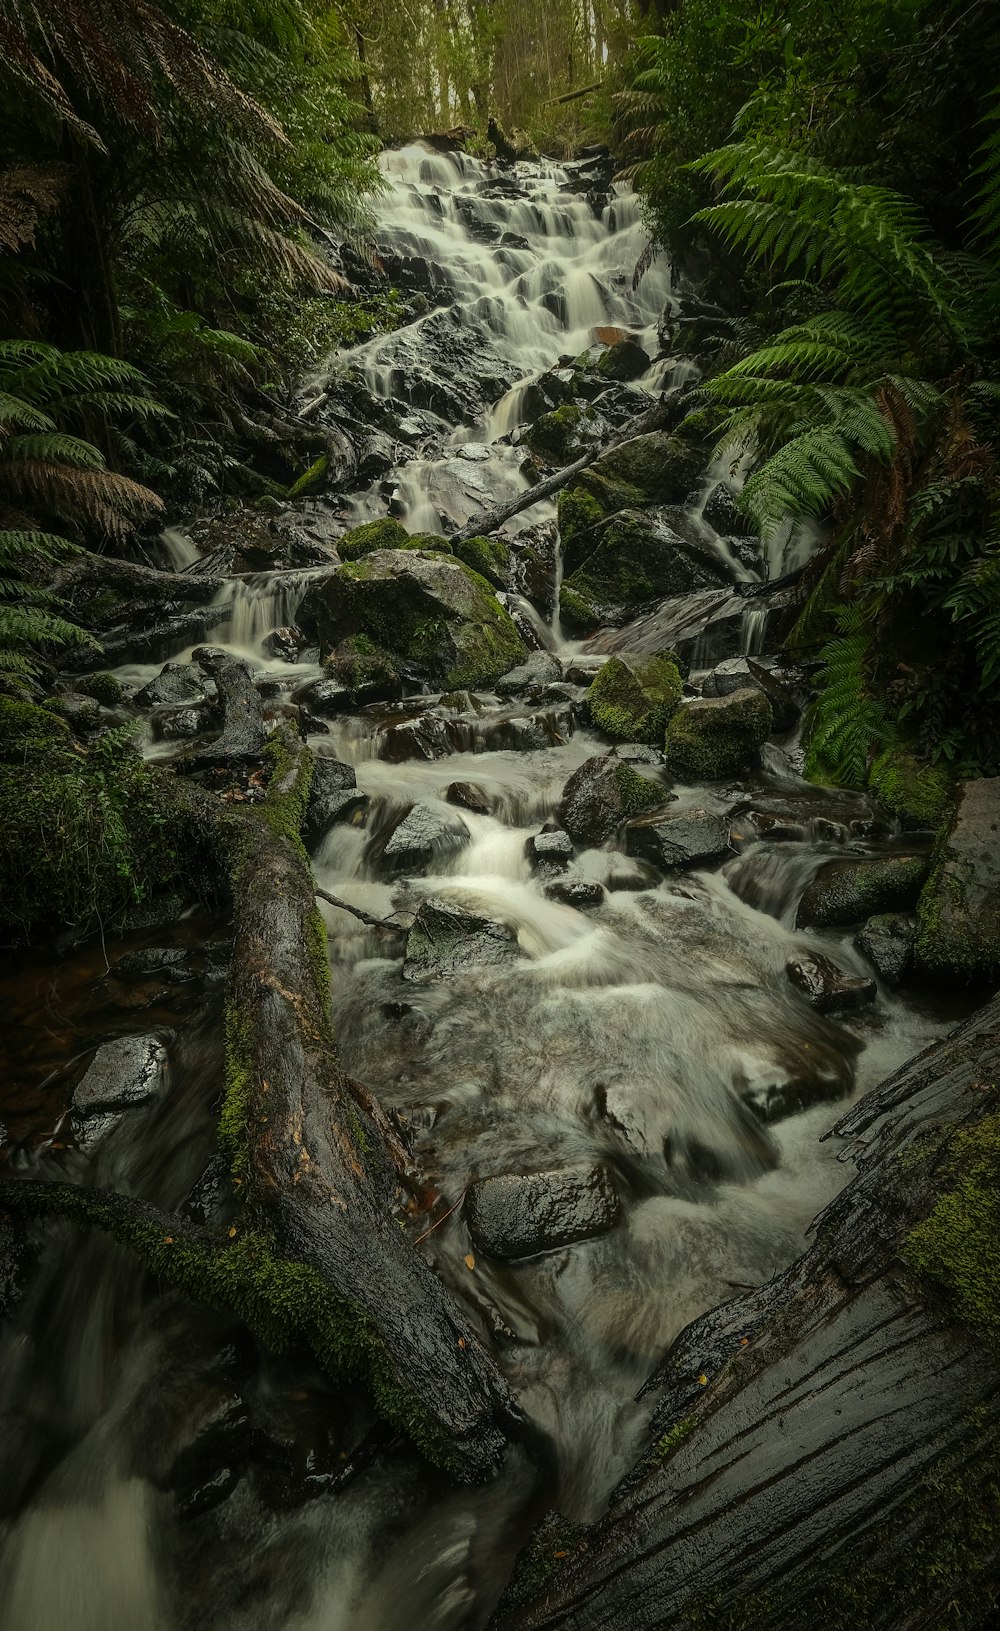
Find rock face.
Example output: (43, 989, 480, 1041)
(665, 688, 773, 781)
(856, 914, 916, 984)
(561, 509, 728, 625)
(403, 897, 520, 980)
(797, 853, 930, 929)
(297, 551, 527, 690)
(71, 1035, 168, 1148)
(557, 756, 668, 845)
(625, 808, 731, 870)
(303, 758, 367, 849)
(702, 656, 800, 731)
(585, 432, 705, 507)
(915, 777, 1000, 978)
(587, 654, 683, 744)
(375, 802, 471, 872)
(495, 651, 563, 696)
(464, 1165, 620, 1260)
(785, 952, 877, 1013)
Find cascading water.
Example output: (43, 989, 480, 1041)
(0, 140, 976, 1631)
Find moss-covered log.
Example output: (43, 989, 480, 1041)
(1, 726, 519, 1480)
(493, 994, 1000, 1629)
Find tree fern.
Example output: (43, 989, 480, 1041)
(804, 605, 892, 786)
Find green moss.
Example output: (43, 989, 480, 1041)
(649, 1414, 697, 1464)
(589, 655, 683, 743)
(325, 636, 400, 693)
(557, 583, 599, 632)
(524, 402, 587, 462)
(556, 485, 602, 547)
(869, 746, 953, 828)
(613, 760, 667, 816)
(665, 690, 773, 782)
(902, 1111, 1000, 1346)
(398, 532, 452, 553)
(73, 672, 125, 707)
(286, 453, 329, 499)
(453, 535, 510, 587)
(336, 517, 410, 561)
(0, 696, 72, 755)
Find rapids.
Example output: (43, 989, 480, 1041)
(0, 142, 974, 1630)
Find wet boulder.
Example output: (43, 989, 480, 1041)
(495, 650, 563, 697)
(523, 402, 602, 463)
(557, 754, 668, 845)
(403, 896, 520, 980)
(855, 914, 917, 985)
(303, 758, 367, 849)
(796, 853, 930, 929)
(374, 801, 471, 873)
(297, 551, 527, 691)
(525, 828, 574, 880)
(335, 517, 411, 561)
(701, 482, 744, 534)
(587, 653, 683, 743)
(464, 1164, 620, 1260)
(560, 509, 729, 625)
(543, 879, 606, 909)
(702, 657, 800, 732)
(452, 535, 511, 589)
(915, 777, 1000, 978)
(445, 780, 492, 815)
(135, 662, 205, 709)
(71, 1034, 168, 1148)
(320, 638, 403, 708)
(665, 688, 773, 782)
(586, 432, 706, 508)
(594, 337, 650, 382)
(625, 808, 731, 870)
(785, 952, 877, 1013)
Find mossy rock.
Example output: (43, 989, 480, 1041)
(298, 550, 527, 690)
(915, 778, 1000, 979)
(287, 453, 329, 499)
(453, 535, 511, 588)
(868, 746, 953, 829)
(556, 754, 666, 844)
(73, 672, 125, 707)
(797, 853, 931, 930)
(593, 338, 649, 382)
(563, 508, 727, 611)
(324, 635, 401, 697)
(558, 583, 601, 635)
(0, 697, 72, 760)
(665, 687, 773, 782)
(557, 485, 604, 549)
(588, 432, 705, 506)
(588, 655, 683, 744)
(524, 403, 592, 463)
(336, 517, 411, 561)
(398, 531, 452, 553)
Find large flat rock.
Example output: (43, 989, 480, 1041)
(916, 777, 1000, 977)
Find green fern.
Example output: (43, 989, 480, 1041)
(804, 605, 892, 786)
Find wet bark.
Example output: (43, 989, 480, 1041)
(0, 727, 520, 1481)
(493, 995, 1000, 1629)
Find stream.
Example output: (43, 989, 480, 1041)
(0, 143, 975, 1630)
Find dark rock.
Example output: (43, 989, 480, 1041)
(72, 1034, 168, 1115)
(154, 706, 211, 742)
(915, 777, 1000, 978)
(262, 626, 306, 662)
(191, 646, 231, 672)
(188, 659, 267, 769)
(403, 896, 520, 980)
(0, 1214, 28, 1324)
(561, 508, 729, 622)
(112, 947, 196, 983)
(625, 808, 732, 870)
(557, 755, 668, 845)
(464, 1164, 620, 1260)
(856, 914, 917, 985)
(543, 880, 605, 909)
(785, 953, 877, 1013)
(702, 657, 799, 732)
(496, 650, 563, 696)
(375, 802, 471, 872)
(446, 781, 493, 815)
(135, 662, 205, 709)
(293, 676, 351, 715)
(586, 432, 706, 507)
(525, 829, 574, 878)
(701, 482, 744, 534)
(303, 757, 367, 849)
(665, 688, 773, 782)
(612, 743, 663, 765)
(796, 853, 930, 929)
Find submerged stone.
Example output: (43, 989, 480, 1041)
(464, 1164, 620, 1260)
(403, 896, 520, 980)
(445, 780, 492, 815)
(543, 879, 605, 909)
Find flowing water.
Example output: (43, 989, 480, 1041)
(0, 143, 975, 1630)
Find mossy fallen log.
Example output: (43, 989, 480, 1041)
(0, 726, 520, 1480)
(493, 995, 1000, 1629)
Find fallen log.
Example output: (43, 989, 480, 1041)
(0, 726, 520, 1480)
(58, 550, 225, 613)
(450, 400, 671, 545)
(494, 994, 1000, 1628)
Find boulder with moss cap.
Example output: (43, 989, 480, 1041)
(588, 654, 683, 744)
(297, 550, 527, 691)
(665, 687, 773, 782)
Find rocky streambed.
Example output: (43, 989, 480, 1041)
(2, 142, 999, 1630)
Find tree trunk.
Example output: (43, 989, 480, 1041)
(0, 727, 520, 1481)
(493, 994, 1000, 1627)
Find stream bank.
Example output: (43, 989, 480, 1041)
(1, 141, 997, 1630)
